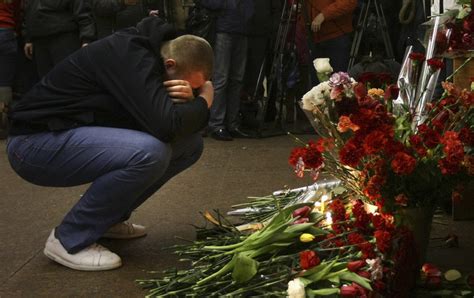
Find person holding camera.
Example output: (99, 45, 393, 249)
(7, 17, 214, 271)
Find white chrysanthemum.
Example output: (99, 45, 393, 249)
(301, 81, 331, 110)
(287, 278, 306, 298)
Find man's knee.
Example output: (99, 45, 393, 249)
(132, 135, 173, 169)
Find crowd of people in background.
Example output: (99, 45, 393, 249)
(0, 0, 446, 141)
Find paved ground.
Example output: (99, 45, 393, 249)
(0, 136, 473, 297)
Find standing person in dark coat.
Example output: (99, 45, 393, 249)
(200, 0, 254, 141)
(7, 17, 214, 271)
(0, 0, 22, 138)
(23, 0, 96, 77)
(92, 0, 160, 39)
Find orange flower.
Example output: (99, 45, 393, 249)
(337, 116, 360, 133)
(368, 88, 385, 98)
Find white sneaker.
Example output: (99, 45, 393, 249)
(44, 229, 122, 271)
(102, 221, 147, 239)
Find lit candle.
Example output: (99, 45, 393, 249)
(320, 194, 329, 213)
(325, 212, 333, 225)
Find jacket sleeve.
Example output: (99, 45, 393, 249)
(320, 0, 357, 21)
(86, 37, 209, 142)
(72, 0, 97, 43)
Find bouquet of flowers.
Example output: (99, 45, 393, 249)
(296, 58, 473, 213)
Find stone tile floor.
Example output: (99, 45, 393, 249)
(0, 136, 472, 297)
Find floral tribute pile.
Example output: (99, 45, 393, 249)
(137, 12, 473, 295)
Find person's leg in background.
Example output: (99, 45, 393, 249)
(311, 33, 352, 85)
(0, 28, 17, 139)
(225, 34, 249, 137)
(7, 127, 202, 257)
(32, 36, 54, 78)
(208, 33, 233, 141)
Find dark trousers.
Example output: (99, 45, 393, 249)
(0, 29, 17, 87)
(7, 127, 203, 253)
(311, 34, 352, 85)
(243, 35, 269, 99)
(33, 31, 81, 77)
(209, 33, 248, 132)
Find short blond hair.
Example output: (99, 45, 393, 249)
(160, 35, 213, 80)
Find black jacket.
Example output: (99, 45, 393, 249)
(200, 0, 254, 35)
(9, 17, 210, 142)
(24, 0, 96, 42)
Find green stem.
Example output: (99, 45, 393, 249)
(446, 56, 473, 82)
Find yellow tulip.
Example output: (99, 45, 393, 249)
(299, 233, 315, 243)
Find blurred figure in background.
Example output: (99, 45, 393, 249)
(295, 0, 357, 84)
(200, 0, 254, 141)
(92, 0, 160, 39)
(23, 0, 96, 77)
(0, 0, 21, 138)
(241, 0, 281, 127)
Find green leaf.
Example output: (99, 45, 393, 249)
(306, 259, 338, 283)
(232, 254, 259, 284)
(307, 288, 340, 296)
(340, 271, 372, 291)
(284, 222, 315, 234)
(328, 275, 340, 284)
(298, 277, 313, 287)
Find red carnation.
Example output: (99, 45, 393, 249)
(348, 233, 366, 245)
(374, 229, 392, 253)
(329, 199, 346, 222)
(339, 141, 365, 168)
(289, 147, 306, 166)
(391, 152, 417, 175)
(354, 82, 368, 99)
(299, 250, 320, 270)
(347, 260, 366, 272)
(427, 58, 445, 70)
(409, 52, 425, 62)
(364, 130, 388, 154)
(384, 84, 399, 101)
(409, 135, 427, 157)
(303, 144, 324, 169)
(359, 242, 376, 259)
(459, 127, 474, 146)
(418, 124, 441, 148)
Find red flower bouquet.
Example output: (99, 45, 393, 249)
(298, 66, 473, 213)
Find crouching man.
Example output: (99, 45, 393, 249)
(6, 17, 214, 271)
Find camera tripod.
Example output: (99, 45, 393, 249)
(251, 0, 314, 138)
(348, 0, 394, 69)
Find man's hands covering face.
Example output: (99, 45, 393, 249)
(164, 80, 213, 108)
(163, 80, 194, 103)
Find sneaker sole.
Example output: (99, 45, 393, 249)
(101, 232, 147, 240)
(43, 248, 122, 271)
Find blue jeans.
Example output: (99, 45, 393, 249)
(209, 33, 248, 131)
(7, 127, 203, 253)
